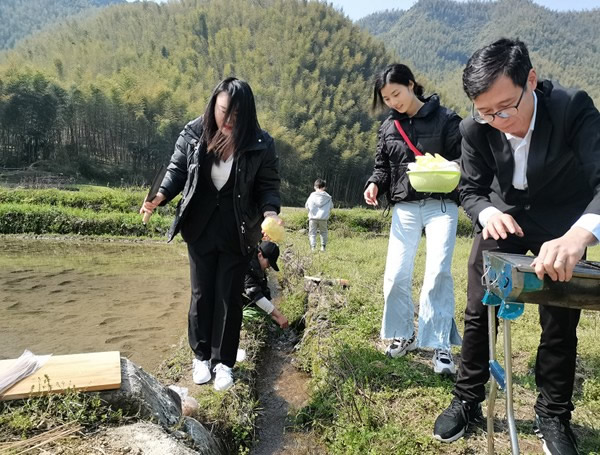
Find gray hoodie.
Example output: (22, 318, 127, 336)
(305, 190, 333, 220)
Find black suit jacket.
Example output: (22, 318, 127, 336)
(459, 80, 600, 239)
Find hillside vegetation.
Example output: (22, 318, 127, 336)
(1, 0, 599, 206)
(0, 0, 395, 206)
(358, 0, 600, 111)
(0, 0, 123, 50)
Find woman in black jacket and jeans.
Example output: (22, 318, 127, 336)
(364, 64, 462, 374)
(141, 77, 281, 391)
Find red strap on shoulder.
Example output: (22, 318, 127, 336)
(394, 120, 423, 156)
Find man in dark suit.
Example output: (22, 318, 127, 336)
(433, 38, 600, 455)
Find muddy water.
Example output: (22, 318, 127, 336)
(252, 338, 325, 455)
(0, 236, 191, 373)
(251, 281, 324, 454)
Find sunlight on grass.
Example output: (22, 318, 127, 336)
(279, 229, 600, 454)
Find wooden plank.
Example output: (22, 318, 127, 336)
(0, 351, 121, 401)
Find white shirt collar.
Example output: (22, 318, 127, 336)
(504, 91, 537, 142)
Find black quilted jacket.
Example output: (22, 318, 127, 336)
(365, 95, 462, 204)
(159, 116, 281, 253)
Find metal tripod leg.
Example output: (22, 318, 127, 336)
(487, 304, 497, 455)
(487, 307, 520, 454)
(503, 319, 519, 454)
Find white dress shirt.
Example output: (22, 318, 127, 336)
(211, 154, 234, 191)
(478, 91, 600, 241)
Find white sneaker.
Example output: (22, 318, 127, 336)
(213, 363, 234, 391)
(192, 359, 211, 384)
(385, 334, 416, 358)
(433, 349, 456, 375)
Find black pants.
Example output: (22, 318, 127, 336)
(454, 232, 581, 420)
(187, 241, 250, 368)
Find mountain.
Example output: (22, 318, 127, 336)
(358, 0, 600, 110)
(0, 0, 396, 205)
(0, 0, 124, 50)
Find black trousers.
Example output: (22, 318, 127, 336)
(187, 241, 250, 368)
(454, 232, 581, 420)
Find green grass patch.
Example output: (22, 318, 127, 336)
(1, 186, 472, 239)
(156, 308, 271, 455)
(0, 380, 123, 441)
(277, 231, 600, 454)
(281, 205, 473, 236)
(0, 186, 179, 215)
(0, 186, 141, 212)
(0, 202, 171, 237)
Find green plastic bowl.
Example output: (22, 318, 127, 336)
(407, 170, 460, 193)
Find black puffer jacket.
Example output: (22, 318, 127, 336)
(159, 116, 281, 253)
(366, 95, 462, 204)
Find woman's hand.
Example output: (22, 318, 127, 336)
(140, 192, 166, 217)
(364, 183, 379, 206)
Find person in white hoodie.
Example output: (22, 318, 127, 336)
(305, 179, 333, 252)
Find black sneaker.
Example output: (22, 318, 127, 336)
(433, 397, 483, 443)
(534, 415, 579, 455)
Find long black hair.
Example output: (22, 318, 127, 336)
(202, 77, 260, 160)
(372, 64, 424, 111)
(463, 38, 532, 100)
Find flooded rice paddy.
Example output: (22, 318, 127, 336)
(0, 236, 190, 373)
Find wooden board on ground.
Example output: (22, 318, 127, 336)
(0, 351, 121, 401)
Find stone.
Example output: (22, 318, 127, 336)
(99, 358, 225, 454)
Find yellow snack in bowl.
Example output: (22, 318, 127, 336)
(407, 153, 460, 172)
(406, 154, 460, 193)
(261, 216, 285, 242)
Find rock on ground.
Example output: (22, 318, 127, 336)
(99, 357, 225, 454)
(98, 421, 199, 455)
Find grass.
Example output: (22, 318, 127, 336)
(0, 378, 124, 442)
(155, 307, 272, 455)
(0, 185, 471, 237)
(0, 185, 179, 237)
(281, 205, 474, 237)
(276, 230, 600, 455)
(1, 188, 599, 454)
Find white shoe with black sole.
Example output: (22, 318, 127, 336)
(385, 334, 417, 358)
(432, 349, 456, 375)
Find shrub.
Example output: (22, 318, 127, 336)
(0, 203, 171, 237)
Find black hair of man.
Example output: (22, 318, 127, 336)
(462, 38, 533, 100)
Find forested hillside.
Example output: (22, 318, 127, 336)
(359, 0, 600, 108)
(0, 0, 396, 205)
(0, 0, 124, 50)
(3, 0, 599, 206)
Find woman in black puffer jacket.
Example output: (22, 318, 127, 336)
(141, 77, 281, 391)
(364, 64, 462, 375)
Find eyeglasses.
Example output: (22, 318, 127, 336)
(472, 85, 526, 124)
